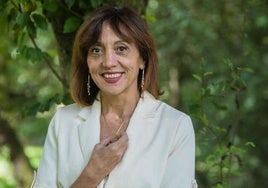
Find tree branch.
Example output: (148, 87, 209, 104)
(10, 0, 21, 13)
(28, 33, 69, 89)
(0, 116, 34, 187)
(55, 0, 84, 20)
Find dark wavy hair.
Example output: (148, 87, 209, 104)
(70, 6, 160, 106)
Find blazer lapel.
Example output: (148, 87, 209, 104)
(127, 91, 160, 137)
(133, 91, 160, 118)
(77, 100, 101, 161)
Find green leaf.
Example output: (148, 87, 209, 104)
(204, 71, 213, 76)
(29, 48, 42, 62)
(22, 101, 41, 117)
(18, 45, 42, 63)
(224, 59, 234, 70)
(16, 12, 30, 27)
(237, 67, 254, 73)
(90, 0, 101, 8)
(192, 74, 202, 82)
(245, 142, 256, 148)
(79, 0, 91, 8)
(26, 20, 36, 37)
(65, 0, 75, 8)
(39, 94, 61, 112)
(32, 13, 48, 30)
(63, 16, 81, 33)
(216, 184, 224, 188)
(42, 0, 59, 12)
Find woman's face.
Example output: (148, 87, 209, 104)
(87, 22, 144, 97)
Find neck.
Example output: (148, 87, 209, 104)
(100, 91, 140, 118)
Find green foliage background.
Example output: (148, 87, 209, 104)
(0, 0, 267, 187)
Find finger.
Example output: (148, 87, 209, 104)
(109, 134, 121, 144)
(99, 135, 115, 146)
(104, 131, 128, 146)
(117, 132, 128, 143)
(109, 132, 128, 149)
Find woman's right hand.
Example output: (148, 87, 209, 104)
(71, 132, 129, 188)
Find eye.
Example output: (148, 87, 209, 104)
(115, 45, 129, 55)
(88, 46, 103, 56)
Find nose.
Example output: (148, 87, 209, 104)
(103, 48, 117, 68)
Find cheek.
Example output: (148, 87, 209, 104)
(87, 58, 96, 70)
(87, 56, 102, 67)
(87, 61, 100, 76)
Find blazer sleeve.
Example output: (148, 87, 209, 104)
(160, 115, 197, 188)
(32, 110, 60, 188)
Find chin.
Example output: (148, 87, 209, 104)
(100, 89, 124, 96)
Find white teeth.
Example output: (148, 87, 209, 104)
(103, 73, 121, 78)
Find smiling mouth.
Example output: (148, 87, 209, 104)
(102, 72, 123, 84)
(103, 73, 122, 78)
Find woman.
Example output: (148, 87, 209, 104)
(33, 6, 197, 188)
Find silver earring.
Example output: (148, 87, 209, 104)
(87, 74, 90, 96)
(141, 69, 145, 91)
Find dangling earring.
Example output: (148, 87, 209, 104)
(141, 68, 145, 91)
(87, 74, 90, 96)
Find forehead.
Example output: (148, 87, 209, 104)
(99, 23, 118, 39)
(99, 21, 134, 43)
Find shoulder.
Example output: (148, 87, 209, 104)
(54, 103, 82, 119)
(159, 101, 193, 131)
(160, 101, 189, 119)
(155, 100, 195, 152)
(48, 103, 92, 134)
(151, 97, 191, 123)
(53, 103, 93, 123)
(57, 103, 82, 114)
(143, 91, 193, 128)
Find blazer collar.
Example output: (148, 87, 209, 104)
(76, 91, 161, 160)
(133, 91, 160, 118)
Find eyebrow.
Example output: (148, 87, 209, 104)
(93, 40, 132, 46)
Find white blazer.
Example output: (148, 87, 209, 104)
(33, 92, 197, 188)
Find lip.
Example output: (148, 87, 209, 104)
(102, 72, 123, 84)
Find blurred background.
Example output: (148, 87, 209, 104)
(0, 0, 267, 187)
